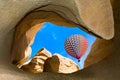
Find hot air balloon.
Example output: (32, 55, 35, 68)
(64, 34, 88, 62)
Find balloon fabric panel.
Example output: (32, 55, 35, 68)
(64, 34, 88, 60)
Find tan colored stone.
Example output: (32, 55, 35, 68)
(0, 0, 113, 39)
(37, 0, 114, 39)
(11, 11, 75, 67)
(44, 54, 80, 74)
(0, 0, 119, 80)
(21, 48, 52, 73)
(10, 0, 114, 68)
(76, 0, 114, 39)
(84, 38, 114, 68)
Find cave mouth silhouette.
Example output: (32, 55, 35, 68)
(0, 0, 115, 79)
(11, 10, 110, 74)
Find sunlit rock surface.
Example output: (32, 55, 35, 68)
(21, 48, 52, 73)
(44, 54, 80, 74)
(21, 48, 80, 74)
(11, 11, 74, 68)
(0, 0, 119, 80)
(84, 38, 114, 68)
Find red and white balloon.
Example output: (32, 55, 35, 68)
(64, 34, 88, 62)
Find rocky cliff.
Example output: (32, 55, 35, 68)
(44, 54, 80, 74)
(20, 48, 80, 74)
(21, 48, 52, 73)
(0, 0, 119, 80)
(11, 11, 75, 68)
(84, 38, 114, 68)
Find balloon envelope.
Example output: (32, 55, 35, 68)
(64, 34, 88, 61)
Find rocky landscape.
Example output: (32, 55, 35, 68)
(10, 0, 114, 75)
(20, 48, 80, 74)
(0, 0, 120, 80)
(11, 10, 114, 71)
(21, 48, 52, 73)
(44, 54, 80, 74)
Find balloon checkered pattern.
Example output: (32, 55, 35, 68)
(64, 34, 88, 60)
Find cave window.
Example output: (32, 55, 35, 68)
(30, 22, 96, 69)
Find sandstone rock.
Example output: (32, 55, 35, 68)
(21, 48, 52, 73)
(44, 54, 80, 74)
(84, 38, 114, 68)
(37, 0, 114, 39)
(0, 0, 118, 80)
(76, 0, 114, 39)
(0, 0, 114, 39)
(11, 11, 75, 68)
(10, 0, 114, 69)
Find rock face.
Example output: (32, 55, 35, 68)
(11, 11, 75, 68)
(20, 48, 80, 74)
(44, 54, 80, 74)
(0, 0, 119, 80)
(21, 48, 52, 73)
(84, 38, 114, 68)
(10, 0, 114, 71)
(37, 0, 114, 39)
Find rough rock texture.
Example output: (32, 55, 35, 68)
(0, 0, 114, 39)
(21, 48, 52, 73)
(38, 0, 114, 39)
(11, 10, 114, 70)
(75, 0, 114, 39)
(0, 0, 120, 80)
(44, 54, 80, 74)
(11, 11, 75, 68)
(11, 19, 44, 68)
(84, 38, 114, 68)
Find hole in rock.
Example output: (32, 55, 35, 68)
(30, 22, 96, 73)
(11, 11, 96, 74)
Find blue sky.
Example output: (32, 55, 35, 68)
(30, 22, 96, 69)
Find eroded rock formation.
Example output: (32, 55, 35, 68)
(44, 54, 80, 74)
(11, 10, 114, 70)
(21, 48, 52, 73)
(20, 48, 80, 74)
(11, 11, 75, 68)
(0, 0, 119, 80)
(84, 38, 114, 68)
